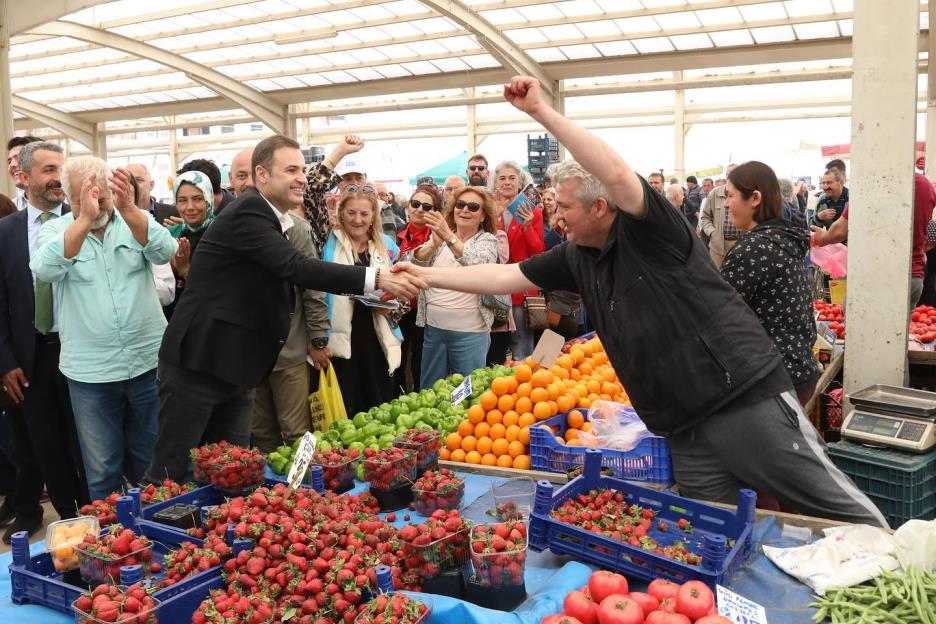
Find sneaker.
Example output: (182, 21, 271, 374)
(2, 512, 43, 545)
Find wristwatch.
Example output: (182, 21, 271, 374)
(310, 337, 329, 349)
(446, 235, 458, 247)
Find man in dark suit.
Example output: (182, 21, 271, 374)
(145, 135, 426, 482)
(127, 163, 177, 224)
(0, 141, 89, 541)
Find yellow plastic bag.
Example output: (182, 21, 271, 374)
(310, 365, 347, 432)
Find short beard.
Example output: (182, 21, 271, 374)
(30, 187, 62, 210)
(91, 208, 113, 231)
(469, 175, 485, 186)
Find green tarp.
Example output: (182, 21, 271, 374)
(408, 151, 468, 185)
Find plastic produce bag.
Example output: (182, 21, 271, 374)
(893, 519, 936, 573)
(310, 365, 347, 432)
(811, 243, 848, 278)
(577, 401, 652, 451)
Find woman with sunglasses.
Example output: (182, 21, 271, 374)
(413, 186, 499, 388)
(489, 161, 545, 361)
(393, 185, 441, 392)
(322, 186, 403, 416)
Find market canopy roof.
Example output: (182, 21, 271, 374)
(409, 151, 468, 185)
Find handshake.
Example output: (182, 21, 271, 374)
(376, 262, 427, 302)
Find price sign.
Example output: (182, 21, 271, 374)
(816, 321, 837, 346)
(451, 377, 472, 406)
(716, 585, 768, 624)
(287, 431, 317, 490)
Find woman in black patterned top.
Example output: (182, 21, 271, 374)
(721, 161, 822, 405)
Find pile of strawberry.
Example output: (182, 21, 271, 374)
(495, 501, 524, 521)
(469, 521, 527, 588)
(192, 587, 275, 624)
(311, 447, 360, 492)
(192, 441, 266, 493)
(354, 593, 430, 624)
(159, 538, 232, 587)
(362, 447, 417, 491)
(138, 479, 196, 506)
(76, 525, 157, 584)
(545, 570, 728, 624)
(74, 582, 158, 624)
(550, 489, 700, 565)
(393, 429, 441, 472)
(78, 480, 197, 527)
(189, 482, 423, 622)
(399, 509, 471, 579)
(411, 468, 464, 516)
(79, 493, 121, 527)
(814, 300, 845, 339)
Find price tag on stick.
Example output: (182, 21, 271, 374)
(451, 377, 472, 406)
(287, 431, 317, 490)
(716, 585, 768, 624)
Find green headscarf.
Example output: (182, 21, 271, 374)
(168, 170, 215, 237)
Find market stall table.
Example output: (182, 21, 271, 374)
(0, 469, 836, 624)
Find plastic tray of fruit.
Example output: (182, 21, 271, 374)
(393, 429, 441, 472)
(467, 520, 528, 589)
(411, 468, 464, 516)
(362, 447, 417, 491)
(399, 510, 471, 579)
(76, 526, 156, 586)
(73, 582, 159, 624)
(191, 442, 266, 496)
(47, 517, 100, 573)
(491, 477, 534, 521)
(353, 592, 431, 624)
(311, 448, 360, 493)
(528, 448, 756, 589)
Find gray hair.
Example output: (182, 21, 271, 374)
(548, 159, 612, 210)
(665, 183, 684, 202)
(62, 157, 110, 206)
(824, 168, 845, 183)
(16, 141, 63, 176)
(778, 178, 794, 198)
(488, 160, 532, 195)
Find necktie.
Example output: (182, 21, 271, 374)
(34, 212, 54, 334)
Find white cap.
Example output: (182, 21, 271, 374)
(335, 156, 366, 177)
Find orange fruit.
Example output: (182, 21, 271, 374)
(547, 383, 561, 401)
(508, 440, 526, 458)
(450, 448, 466, 462)
(485, 409, 504, 426)
(564, 428, 580, 442)
(515, 396, 533, 415)
(548, 400, 558, 416)
(556, 394, 574, 413)
(516, 382, 532, 398)
(553, 366, 570, 380)
(532, 369, 554, 388)
(439, 447, 451, 461)
(481, 453, 498, 466)
(581, 422, 593, 432)
(567, 410, 585, 429)
(602, 382, 619, 397)
(465, 450, 482, 464)
(533, 402, 552, 420)
(580, 341, 594, 357)
(505, 424, 521, 442)
(566, 439, 582, 447)
(489, 423, 506, 439)
(492, 438, 509, 456)
(578, 362, 593, 377)
(474, 422, 491, 439)
(458, 420, 475, 437)
(512, 455, 531, 470)
(461, 435, 478, 452)
(502, 410, 519, 427)
(476, 436, 493, 455)
(506, 376, 519, 394)
(594, 351, 609, 365)
(467, 404, 485, 424)
(446, 432, 463, 451)
(556, 354, 573, 370)
(586, 379, 601, 394)
(491, 377, 510, 397)
(570, 368, 581, 381)
(479, 391, 498, 411)
(514, 364, 532, 383)
(570, 349, 585, 365)
(578, 397, 592, 409)
(530, 387, 549, 404)
(497, 394, 515, 413)
(518, 412, 536, 428)
(519, 426, 530, 445)
(496, 454, 514, 468)
(555, 435, 565, 445)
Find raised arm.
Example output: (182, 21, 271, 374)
(503, 76, 646, 217)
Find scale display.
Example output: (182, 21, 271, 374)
(842, 410, 936, 452)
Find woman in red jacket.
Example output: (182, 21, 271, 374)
(490, 160, 545, 360)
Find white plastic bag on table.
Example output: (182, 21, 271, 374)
(577, 401, 652, 451)
(893, 519, 936, 572)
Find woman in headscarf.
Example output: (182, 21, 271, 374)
(164, 170, 215, 319)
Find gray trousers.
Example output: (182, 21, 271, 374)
(668, 391, 888, 528)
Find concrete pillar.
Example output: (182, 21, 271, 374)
(91, 123, 107, 159)
(926, 1, 936, 179)
(465, 87, 477, 156)
(844, 0, 919, 396)
(285, 104, 298, 141)
(0, 0, 15, 199)
(673, 71, 686, 182)
(301, 105, 311, 147)
(552, 80, 566, 161)
(168, 123, 178, 174)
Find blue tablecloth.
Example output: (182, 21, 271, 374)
(0, 472, 819, 624)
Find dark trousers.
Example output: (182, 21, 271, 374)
(395, 310, 423, 394)
(487, 331, 510, 366)
(144, 360, 254, 483)
(6, 406, 43, 519)
(18, 335, 89, 517)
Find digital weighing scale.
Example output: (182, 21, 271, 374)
(841, 385, 936, 452)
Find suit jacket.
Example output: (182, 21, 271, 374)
(159, 188, 367, 388)
(153, 201, 178, 224)
(699, 186, 736, 269)
(0, 206, 69, 379)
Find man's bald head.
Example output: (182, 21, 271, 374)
(230, 147, 255, 196)
(127, 163, 154, 209)
(443, 175, 465, 204)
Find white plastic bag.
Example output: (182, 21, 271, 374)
(578, 401, 652, 451)
(893, 519, 936, 573)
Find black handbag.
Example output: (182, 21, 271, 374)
(546, 290, 583, 338)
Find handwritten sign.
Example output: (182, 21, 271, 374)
(717, 585, 768, 624)
(287, 431, 317, 489)
(451, 377, 472, 406)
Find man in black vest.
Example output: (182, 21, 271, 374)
(394, 76, 887, 527)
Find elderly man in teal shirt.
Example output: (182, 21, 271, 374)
(30, 157, 177, 499)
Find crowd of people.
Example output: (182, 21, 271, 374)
(3, 72, 922, 541)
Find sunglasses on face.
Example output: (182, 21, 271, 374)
(409, 199, 436, 211)
(345, 184, 376, 194)
(454, 199, 481, 212)
(468, 165, 486, 172)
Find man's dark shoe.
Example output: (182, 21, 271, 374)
(2, 512, 43, 544)
(0, 498, 15, 526)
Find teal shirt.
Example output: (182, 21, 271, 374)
(30, 210, 178, 383)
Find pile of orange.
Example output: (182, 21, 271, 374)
(440, 336, 626, 468)
(538, 409, 597, 448)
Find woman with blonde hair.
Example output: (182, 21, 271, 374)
(322, 185, 402, 414)
(413, 186, 500, 387)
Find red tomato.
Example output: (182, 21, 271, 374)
(596, 595, 643, 624)
(626, 592, 659, 617)
(695, 616, 733, 624)
(656, 597, 677, 613)
(563, 591, 598, 624)
(644, 613, 691, 624)
(676, 581, 715, 621)
(647, 579, 680, 603)
(543, 616, 584, 624)
(588, 571, 629, 605)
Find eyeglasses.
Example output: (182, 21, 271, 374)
(468, 165, 487, 172)
(454, 199, 481, 212)
(409, 199, 435, 211)
(344, 184, 376, 194)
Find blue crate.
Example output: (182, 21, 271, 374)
(262, 464, 325, 491)
(8, 496, 249, 615)
(529, 408, 673, 487)
(528, 449, 756, 589)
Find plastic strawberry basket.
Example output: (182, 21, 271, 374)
(529, 408, 673, 487)
(528, 448, 756, 590)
